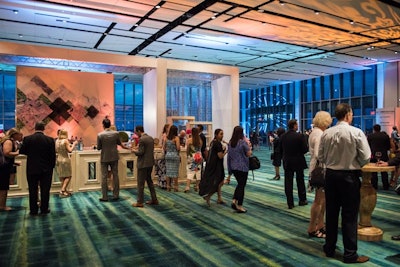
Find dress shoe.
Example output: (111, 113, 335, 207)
(343, 256, 369, 264)
(41, 209, 51, 215)
(145, 200, 159, 205)
(132, 202, 144, 208)
(299, 200, 308, 206)
(231, 200, 238, 210)
(112, 197, 119, 201)
(391, 235, 400, 240)
(29, 212, 38, 216)
(288, 204, 294, 209)
(99, 198, 108, 202)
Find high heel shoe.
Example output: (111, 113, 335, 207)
(273, 175, 280, 180)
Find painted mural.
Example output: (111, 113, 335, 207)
(16, 67, 114, 146)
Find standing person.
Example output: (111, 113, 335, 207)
(164, 125, 180, 192)
(55, 129, 77, 197)
(318, 103, 371, 264)
(0, 128, 21, 211)
(227, 126, 252, 213)
(97, 118, 129, 202)
(8, 130, 23, 186)
(307, 111, 332, 238)
(199, 129, 226, 206)
(271, 127, 285, 180)
(19, 122, 56, 215)
(391, 126, 400, 147)
(198, 125, 207, 160)
(367, 124, 391, 190)
(184, 127, 203, 193)
(155, 124, 170, 190)
(280, 119, 308, 209)
(132, 126, 158, 207)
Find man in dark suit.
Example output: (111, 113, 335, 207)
(280, 119, 308, 209)
(132, 126, 158, 207)
(367, 124, 391, 190)
(19, 121, 56, 215)
(97, 118, 129, 202)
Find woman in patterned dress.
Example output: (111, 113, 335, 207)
(155, 124, 169, 189)
(55, 129, 77, 197)
(164, 125, 180, 192)
(184, 127, 203, 193)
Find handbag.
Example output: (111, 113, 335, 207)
(249, 156, 261, 171)
(309, 160, 325, 187)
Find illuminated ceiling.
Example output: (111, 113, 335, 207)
(0, 0, 400, 88)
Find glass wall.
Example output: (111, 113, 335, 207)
(0, 71, 16, 131)
(300, 66, 377, 133)
(241, 66, 377, 143)
(114, 81, 143, 131)
(241, 83, 295, 143)
(166, 78, 212, 122)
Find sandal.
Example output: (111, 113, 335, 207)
(308, 230, 326, 238)
(319, 227, 326, 235)
(217, 200, 226, 205)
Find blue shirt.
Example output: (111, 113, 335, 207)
(227, 139, 251, 173)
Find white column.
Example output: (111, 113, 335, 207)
(143, 59, 167, 138)
(212, 75, 239, 138)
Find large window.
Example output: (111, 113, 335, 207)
(0, 71, 16, 131)
(241, 66, 377, 143)
(166, 78, 212, 122)
(300, 66, 377, 133)
(114, 81, 143, 131)
(241, 83, 295, 142)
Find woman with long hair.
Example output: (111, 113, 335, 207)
(155, 123, 170, 189)
(271, 128, 285, 180)
(199, 129, 226, 206)
(307, 111, 332, 238)
(0, 128, 21, 210)
(184, 127, 203, 193)
(56, 129, 77, 197)
(164, 125, 180, 191)
(227, 126, 252, 213)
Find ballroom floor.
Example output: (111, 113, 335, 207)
(0, 147, 399, 267)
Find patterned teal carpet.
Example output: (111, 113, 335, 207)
(1, 147, 399, 267)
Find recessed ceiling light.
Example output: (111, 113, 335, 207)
(13, 10, 18, 14)
(314, 10, 319, 15)
(349, 20, 354, 25)
(155, 5, 161, 9)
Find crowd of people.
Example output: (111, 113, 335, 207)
(1, 102, 400, 264)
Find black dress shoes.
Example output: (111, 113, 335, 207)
(391, 235, 400, 240)
(343, 255, 369, 264)
(299, 200, 308, 206)
(41, 209, 51, 215)
(99, 198, 109, 202)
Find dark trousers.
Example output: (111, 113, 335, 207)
(100, 161, 119, 200)
(27, 171, 53, 214)
(371, 172, 389, 190)
(283, 169, 306, 207)
(232, 170, 248, 205)
(137, 166, 157, 204)
(324, 169, 360, 261)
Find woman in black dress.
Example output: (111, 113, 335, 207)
(199, 129, 226, 206)
(272, 128, 285, 180)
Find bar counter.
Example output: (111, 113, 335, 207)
(9, 148, 188, 197)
